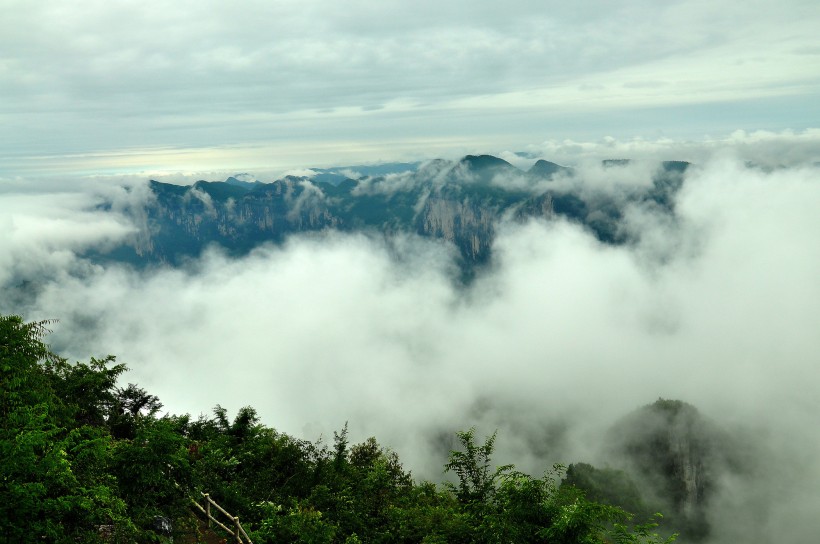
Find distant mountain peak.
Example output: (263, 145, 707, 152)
(528, 159, 569, 179)
(458, 154, 515, 170)
(225, 176, 262, 190)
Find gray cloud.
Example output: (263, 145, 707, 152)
(2, 1, 819, 175)
(520, 129, 820, 168)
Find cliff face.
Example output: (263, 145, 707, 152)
(667, 414, 705, 519)
(140, 177, 341, 263)
(563, 397, 763, 542)
(107, 157, 688, 270)
(606, 399, 728, 541)
(418, 196, 493, 259)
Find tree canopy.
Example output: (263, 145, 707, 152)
(1, 314, 677, 543)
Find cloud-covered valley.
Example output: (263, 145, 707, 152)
(1, 149, 819, 541)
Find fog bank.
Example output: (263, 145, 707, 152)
(1, 155, 819, 542)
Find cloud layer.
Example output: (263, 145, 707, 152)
(2, 1, 819, 174)
(2, 145, 819, 540)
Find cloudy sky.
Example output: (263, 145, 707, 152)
(2, 0, 819, 176)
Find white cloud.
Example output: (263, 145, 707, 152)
(0, 181, 142, 286)
(521, 129, 820, 167)
(2, 140, 820, 541)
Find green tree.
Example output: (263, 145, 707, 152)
(563, 463, 650, 520)
(0, 315, 134, 542)
(108, 383, 163, 439)
(444, 428, 511, 512)
(444, 427, 676, 544)
(43, 355, 126, 429)
(111, 416, 193, 536)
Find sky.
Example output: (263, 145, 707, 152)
(1, 0, 820, 176)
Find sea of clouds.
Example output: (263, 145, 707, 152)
(1, 137, 819, 542)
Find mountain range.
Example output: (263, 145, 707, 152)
(95, 154, 689, 278)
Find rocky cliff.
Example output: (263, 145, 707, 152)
(572, 398, 751, 541)
(102, 156, 689, 273)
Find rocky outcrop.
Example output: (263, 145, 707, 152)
(604, 399, 730, 541)
(417, 195, 501, 261)
(562, 399, 753, 541)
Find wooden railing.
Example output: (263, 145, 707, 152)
(191, 492, 253, 544)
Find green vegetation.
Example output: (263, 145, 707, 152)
(1, 314, 677, 543)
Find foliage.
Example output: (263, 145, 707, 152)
(0, 313, 680, 543)
(444, 428, 511, 511)
(0, 315, 135, 542)
(564, 462, 650, 519)
(111, 417, 193, 531)
(443, 428, 676, 544)
(43, 355, 127, 428)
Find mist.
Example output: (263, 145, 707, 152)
(1, 152, 819, 542)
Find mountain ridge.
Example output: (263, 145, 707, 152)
(109, 155, 691, 276)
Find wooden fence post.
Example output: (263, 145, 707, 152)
(193, 492, 252, 543)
